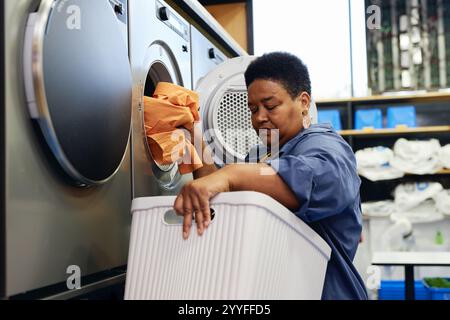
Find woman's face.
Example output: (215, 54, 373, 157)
(247, 79, 311, 147)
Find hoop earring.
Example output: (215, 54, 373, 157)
(303, 113, 311, 129)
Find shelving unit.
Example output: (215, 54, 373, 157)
(339, 125, 450, 137)
(316, 92, 450, 202)
(317, 92, 450, 104)
(405, 169, 450, 175)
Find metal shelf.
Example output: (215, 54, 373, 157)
(316, 92, 450, 105)
(338, 126, 450, 136)
(359, 169, 450, 183)
(405, 169, 450, 175)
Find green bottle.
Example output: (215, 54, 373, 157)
(435, 231, 444, 245)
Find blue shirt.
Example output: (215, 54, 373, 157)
(246, 123, 368, 300)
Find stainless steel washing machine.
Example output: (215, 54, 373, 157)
(2, 0, 132, 297)
(190, 25, 228, 90)
(128, 0, 192, 198)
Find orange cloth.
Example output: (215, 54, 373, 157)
(144, 82, 203, 174)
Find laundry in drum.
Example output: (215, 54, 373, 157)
(144, 82, 203, 174)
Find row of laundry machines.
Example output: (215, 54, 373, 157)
(2, 0, 319, 298)
(1, 0, 257, 298)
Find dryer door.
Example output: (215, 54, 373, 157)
(23, 0, 132, 186)
(196, 56, 318, 166)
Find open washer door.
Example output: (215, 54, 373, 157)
(23, 0, 132, 186)
(139, 42, 186, 191)
(196, 56, 318, 166)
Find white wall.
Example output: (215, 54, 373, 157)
(253, 0, 368, 99)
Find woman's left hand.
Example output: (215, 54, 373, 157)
(174, 170, 231, 239)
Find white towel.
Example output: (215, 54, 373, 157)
(391, 199, 445, 224)
(361, 200, 396, 218)
(434, 190, 450, 215)
(356, 146, 393, 167)
(357, 166, 405, 182)
(355, 147, 404, 181)
(390, 138, 443, 174)
(439, 144, 450, 169)
(394, 182, 443, 211)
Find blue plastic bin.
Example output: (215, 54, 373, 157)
(423, 278, 450, 300)
(387, 106, 416, 128)
(378, 280, 431, 300)
(318, 110, 342, 130)
(354, 109, 382, 130)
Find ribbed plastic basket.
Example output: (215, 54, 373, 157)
(125, 191, 331, 300)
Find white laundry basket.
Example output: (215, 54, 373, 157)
(124, 191, 331, 300)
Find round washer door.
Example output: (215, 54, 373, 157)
(196, 56, 318, 166)
(140, 42, 184, 190)
(23, 0, 132, 186)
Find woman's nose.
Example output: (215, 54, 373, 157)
(254, 108, 269, 124)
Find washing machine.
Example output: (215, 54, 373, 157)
(129, 0, 193, 198)
(2, 0, 132, 298)
(190, 25, 228, 91)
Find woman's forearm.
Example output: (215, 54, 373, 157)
(223, 163, 300, 210)
(193, 163, 218, 179)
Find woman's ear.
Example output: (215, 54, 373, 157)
(299, 92, 311, 129)
(300, 92, 311, 111)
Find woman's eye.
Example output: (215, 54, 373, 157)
(266, 105, 278, 111)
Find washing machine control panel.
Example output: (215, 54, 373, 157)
(155, 0, 189, 42)
(208, 48, 225, 64)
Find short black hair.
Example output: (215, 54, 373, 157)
(244, 52, 311, 99)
